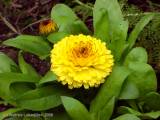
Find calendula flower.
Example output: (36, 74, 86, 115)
(39, 19, 57, 34)
(50, 34, 114, 89)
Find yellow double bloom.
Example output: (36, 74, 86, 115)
(50, 34, 114, 89)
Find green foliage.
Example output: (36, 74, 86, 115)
(0, 73, 39, 101)
(119, 80, 139, 100)
(93, 0, 128, 61)
(118, 106, 160, 119)
(0, 108, 23, 120)
(126, 62, 157, 96)
(3, 35, 51, 59)
(98, 96, 115, 120)
(113, 114, 141, 120)
(47, 32, 69, 44)
(18, 52, 40, 78)
(121, 1, 160, 70)
(61, 96, 92, 120)
(0, 52, 18, 73)
(13, 85, 69, 111)
(124, 47, 148, 65)
(73, 2, 93, 21)
(136, 14, 160, 68)
(38, 71, 57, 85)
(90, 65, 131, 113)
(140, 92, 160, 111)
(127, 13, 155, 49)
(51, 4, 90, 35)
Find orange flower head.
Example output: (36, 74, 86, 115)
(39, 20, 57, 34)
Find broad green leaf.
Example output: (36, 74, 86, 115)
(93, 9, 110, 44)
(90, 65, 131, 113)
(119, 79, 139, 99)
(0, 108, 23, 120)
(18, 52, 40, 78)
(38, 71, 57, 85)
(51, 4, 90, 34)
(93, 0, 128, 61)
(141, 92, 160, 111)
(61, 96, 92, 120)
(113, 114, 141, 120)
(66, 20, 91, 35)
(47, 32, 69, 44)
(3, 35, 51, 59)
(16, 85, 67, 111)
(110, 21, 128, 61)
(0, 73, 39, 101)
(143, 111, 160, 119)
(0, 52, 18, 73)
(124, 47, 148, 65)
(98, 97, 115, 120)
(128, 13, 154, 49)
(10, 83, 35, 100)
(17, 95, 61, 111)
(127, 62, 157, 96)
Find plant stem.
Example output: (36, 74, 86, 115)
(128, 100, 139, 111)
(74, 0, 93, 10)
(125, 12, 160, 17)
(0, 13, 20, 34)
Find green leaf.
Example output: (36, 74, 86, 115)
(17, 95, 61, 111)
(38, 71, 57, 85)
(3, 35, 51, 59)
(113, 114, 141, 120)
(110, 21, 128, 61)
(141, 92, 160, 111)
(124, 47, 148, 65)
(128, 13, 154, 49)
(18, 52, 40, 78)
(51, 4, 90, 34)
(143, 111, 160, 119)
(90, 65, 131, 113)
(118, 106, 160, 119)
(0, 108, 23, 120)
(127, 62, 157, 96)
(47, 32, 69, 44)
(119, 79, 139, 100)
(16, 85, 67, 111)
(0, 73, 39, 101)
(93, 9, 110, 43)
(10, 83, 35, 100)
(67, 20, 91, 35)
(98, 97, 115, 120)
(93, 0, 128, 61)
(0, 52, 18, 73)
(61, 96, 92, 120)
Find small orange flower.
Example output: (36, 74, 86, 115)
(39, 19, 57, 34)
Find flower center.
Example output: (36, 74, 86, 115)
(42, 20, 50, 25)
(72, 41, 93, 58)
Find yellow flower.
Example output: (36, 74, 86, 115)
(50, 34, 114, 89)
(39, 20, 57, 34)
